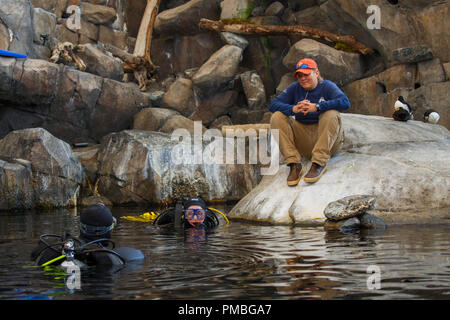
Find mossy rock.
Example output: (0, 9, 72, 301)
(324, 195, 376, 221)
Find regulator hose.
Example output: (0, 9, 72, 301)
(36, 234, 125, 266)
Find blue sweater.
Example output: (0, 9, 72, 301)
(269, 80, 350, 124)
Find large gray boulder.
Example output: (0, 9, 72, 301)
(314, 0, 449, 67)
(344, 64, 417, 119)
(318, 0, 424, 67)
(0, 158, 34, 210)
(192, 45, 243, 97)
(81, 2, 117, 25)
(96, 130, 261, 205)
(0, 0, 35, 58)
(228, 113, 450, 225)
(415, 2, 450, 64)
(133, 107, 180, 132)
(220, 0, 252, 20)
(154, 0, 220, 35)
(0, 128, 83, 210)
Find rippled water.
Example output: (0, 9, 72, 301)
(0, 206, 449, 300)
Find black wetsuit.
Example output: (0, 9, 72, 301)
(153, 207, 220, 231)
(31, 235, 143, 267)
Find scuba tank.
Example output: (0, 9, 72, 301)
(60, 239, 83, 290)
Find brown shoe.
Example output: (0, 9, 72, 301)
(287, 163, 303, 186)
(304, 162, 327, 183)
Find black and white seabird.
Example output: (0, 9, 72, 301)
(424, 109, 440, 124)
(393, 96, 413, 122)
(394, 96, 412, 113)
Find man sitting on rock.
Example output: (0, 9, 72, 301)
(269, 58, 350, 185)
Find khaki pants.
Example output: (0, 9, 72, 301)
(270, 110, 344, 166)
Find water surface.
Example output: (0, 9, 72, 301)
(0, 207, 449, 300)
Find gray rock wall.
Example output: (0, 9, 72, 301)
(0, 128, 83, 210)
(2, 0, 449, 146)
(0, 57, 151, 143)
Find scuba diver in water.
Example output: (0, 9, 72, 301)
(31, 203, 144, 269)
(153, 197, 227, 231)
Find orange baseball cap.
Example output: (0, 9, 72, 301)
(293, 58, 318, 78)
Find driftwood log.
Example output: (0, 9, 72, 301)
(49, 42, 86, 71)
(131, 0, 161, 91)
(199, 18, 374, 55)
(103, 0, 160, 91)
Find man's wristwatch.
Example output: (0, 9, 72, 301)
(315, 104, 321, 112)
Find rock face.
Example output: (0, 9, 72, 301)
(154, 0, 220, 35)
(220, 0, 252, 20)
(316, 0, 436, 66)
(162, 77, 197, 117)
(95, 130, 261, 205)
(407, 81, 450, 131)
(81, 2, 117, 25)
(77, 43, 124, 81)
(0, 0, 35, 57)
(228, 113, 450, 225)
(344, 63, 449, 129)
(0, 58, 151, 143)
(2, 0, 450, 144)
(32, 8, 57, 45)
(0, 128, 83, 210)
(0, 20, 9, 50)
(392, 45, 434, 64)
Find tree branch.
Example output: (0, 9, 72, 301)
(199, 18, 374, 55)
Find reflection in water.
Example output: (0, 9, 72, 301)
(0, 207, 449, 299)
